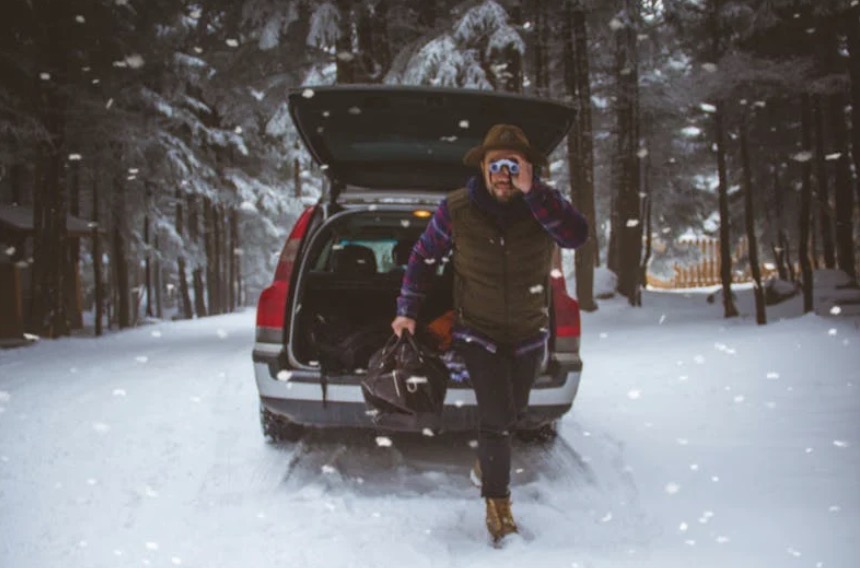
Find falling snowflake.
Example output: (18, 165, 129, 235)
(422, 428, 435, 437)
(786, 548, 802, 558)
(276, 371, 292, 382)
(833, 440, 850, 448)
(828, 328, 838, 336)
(599, 332, 608, 339)
(40, 72, 51, 81)
(216, 329, 228, 339)
(550, 269, 563, 279)
(468, 439, 478, 449)
(733, 395, 745, 403)
(677, 438, 689, 446)
(321, 464, 337, 474)
(627, 390, 641, 400)
(0, 391, 10, 403)
(690, 464, 699, 471)
(302, 89, 315, 99)
(830, 305, 842, 315)
(375, 436, 393, 447)
(792, 151, 813, 162)
(766, 372, 780, 380)
(664, 482, 680, 495)
(700, 102, 717, 113)
(135, 356, 148, 364)
(92, 422, 110, 433)
(600, 512, 613, 523)
(226, 39, 239, 47)
(151, 330, 162, 338)
(716, 536, 730, 544)
(458, 120, 470, 129)
(125, 54, 145, 68)
(75, 15, 85, 23)
(529, 284, 544, 294)
(112, 389, 126, 397)
(145, 542, 159, 551)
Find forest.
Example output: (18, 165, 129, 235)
(1, 0, 858, 339)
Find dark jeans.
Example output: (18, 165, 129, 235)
(455, 340, 542, 498)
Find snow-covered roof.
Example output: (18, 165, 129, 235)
(0, 204, 100, 237)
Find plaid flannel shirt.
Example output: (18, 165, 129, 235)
(396, 175, 588, 355)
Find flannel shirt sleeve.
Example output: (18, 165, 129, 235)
(395, 199, 454, 319)
(523, 180, 589, 249)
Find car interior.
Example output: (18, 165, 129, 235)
(292, 211, 453, 372)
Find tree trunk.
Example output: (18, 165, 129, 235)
(178, 257, 193, 319)
(154, 233, 163, 318)
(740, 111, 765, 324)
(67, 159, 82, 329)
(639, 138, 653, 306)
(844, 2, 860, 206)
(30, 3, 70, 338)
(829, 94, 856, 280)
(294, 156, 302, 198)
(144, 187, 153, 318)
(92, 170, 103, 337)
(613, 1, 642, 305)
(203, 197, 217, 315)
(500, 0, 524, 93)
(532, 0, 550, 98)
(812, 96, 835, 269)
(567, 0, 597, 311)
(799, 94, 814, 313)
(417, 0, 437, 30)
(193, 267, 207, 317)
(714, 103, 738, 317)
(335, 0, 355, 84)
(229, 209, 237, 311)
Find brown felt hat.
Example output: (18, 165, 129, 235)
(463, 124, 548, 169)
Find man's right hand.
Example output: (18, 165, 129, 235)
(391, 316, 416, 337)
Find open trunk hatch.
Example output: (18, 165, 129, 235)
(288, 86, 576, 192)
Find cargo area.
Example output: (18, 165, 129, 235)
(290, 209, 453, 372)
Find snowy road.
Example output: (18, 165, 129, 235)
(1, 290, 858, 568)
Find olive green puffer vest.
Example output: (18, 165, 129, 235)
(447, 187, 555, 344)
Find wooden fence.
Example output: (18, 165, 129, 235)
(646, 237, 780, 289)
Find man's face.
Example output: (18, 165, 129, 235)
(481, 149, 528, 203)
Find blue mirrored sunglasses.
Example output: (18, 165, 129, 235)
(488, 159, 521, 175)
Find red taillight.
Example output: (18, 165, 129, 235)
(255, 206, 316, 334)
(551, 274, 581, 338)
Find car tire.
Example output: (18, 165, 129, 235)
(515, 420, 558, 444)
(259, 402, 305, 443)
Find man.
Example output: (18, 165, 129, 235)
(391, 124, 588, 542)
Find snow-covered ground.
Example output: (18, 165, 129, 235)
(1, 283, 858, 568)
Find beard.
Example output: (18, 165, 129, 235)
(490, 181, 522, 203)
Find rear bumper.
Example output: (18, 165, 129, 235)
(253, 342, 582, 433)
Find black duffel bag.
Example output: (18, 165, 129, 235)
(360, 331, 449, 431)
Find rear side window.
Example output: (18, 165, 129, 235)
(307, 210, 444, 276)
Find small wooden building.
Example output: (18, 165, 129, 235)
(0, 204, 96, 343)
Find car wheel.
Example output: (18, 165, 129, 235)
(515, 421, 558, 444)
(259, 402, 305, 443)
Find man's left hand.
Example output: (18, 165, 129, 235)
(514, 160, 534, 194)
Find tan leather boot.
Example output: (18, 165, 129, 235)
(485, 496, 518, 541)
